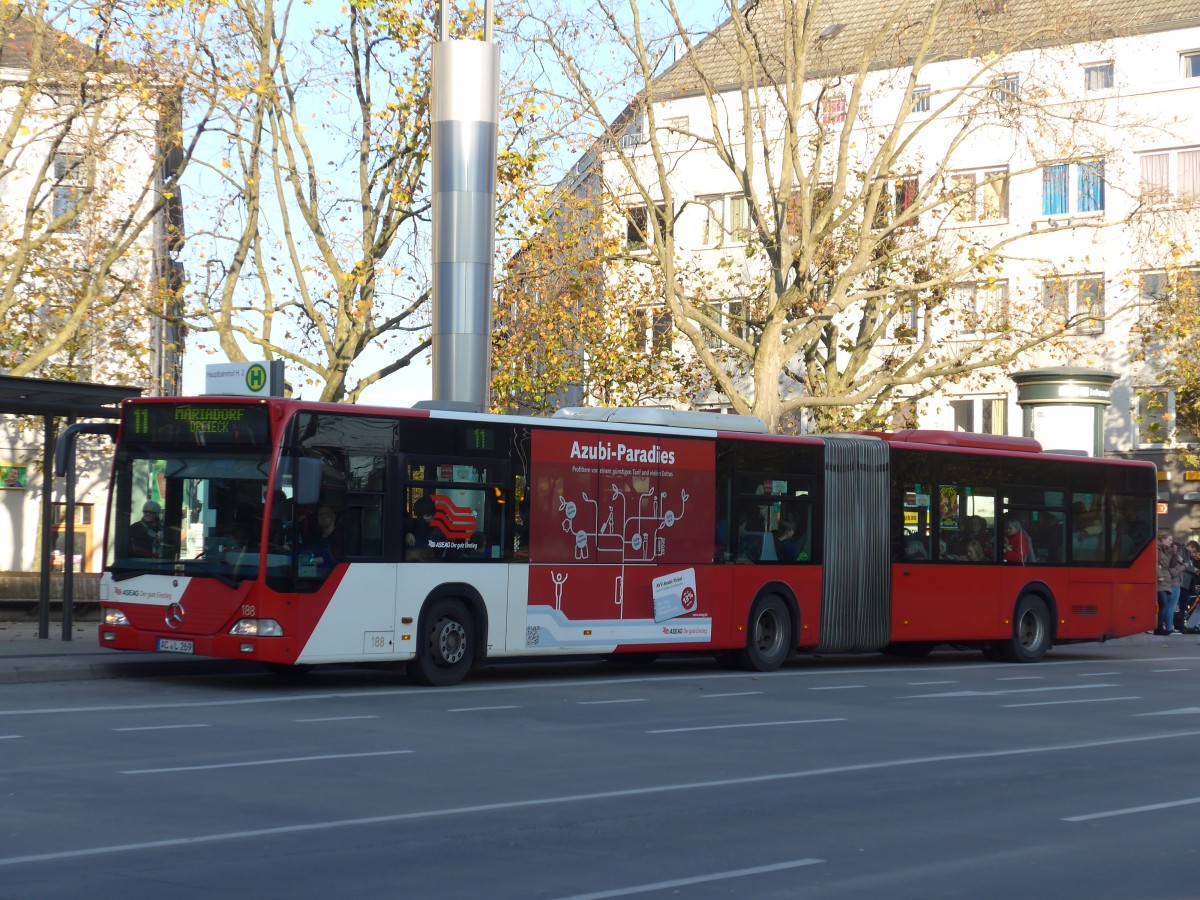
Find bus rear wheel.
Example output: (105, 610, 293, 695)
(1002, 596, 1051, 663)
(408, 598, 474, 686)
(735, 595, 792, 672)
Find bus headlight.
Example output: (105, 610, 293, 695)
(228, 618, 284, 638)
(101, 607, 129, 627)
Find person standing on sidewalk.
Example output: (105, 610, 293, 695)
(1156, 531, 1177, 636)
(1170, 537, 1193, 632)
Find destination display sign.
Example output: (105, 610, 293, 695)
(123, 402, 272, 446)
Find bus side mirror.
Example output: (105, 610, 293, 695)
(294, 457, 322, 506)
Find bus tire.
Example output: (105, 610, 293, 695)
(1002, 595, 1051, 663)
(735, 595, 792, 672)
(408, 598, 474, 686)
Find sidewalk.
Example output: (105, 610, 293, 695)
(0, 620, 262, 685)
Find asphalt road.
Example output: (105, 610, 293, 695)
(2, 642, 1199, 899)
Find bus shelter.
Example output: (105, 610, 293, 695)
(0, 375, 141, 639)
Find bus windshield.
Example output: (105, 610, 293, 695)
(107, 447, 278, 583)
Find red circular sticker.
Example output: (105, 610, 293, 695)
(681, 587, 696, 611)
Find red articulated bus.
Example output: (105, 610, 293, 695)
(98, 398, 1158, 684)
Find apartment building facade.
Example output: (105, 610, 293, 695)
(569, 0, 1200, 532)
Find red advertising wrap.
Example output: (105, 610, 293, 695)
(525, 429, 716, 649)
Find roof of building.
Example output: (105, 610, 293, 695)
(652, 0, 1200, 99)
(0, 6, 114, 75)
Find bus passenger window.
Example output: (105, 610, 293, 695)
(899, 484, 931, 561)
(1070, 495, 1105, 563)
(1111, 495, 1153, 564)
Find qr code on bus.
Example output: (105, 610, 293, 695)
(526, 626, 540, 647)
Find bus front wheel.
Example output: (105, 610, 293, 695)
(408, 598, 475, 686)
(1002, 596, 1051, 663)
(735, 595, 792, 672)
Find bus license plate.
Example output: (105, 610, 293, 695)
(156, 639, 194, 654)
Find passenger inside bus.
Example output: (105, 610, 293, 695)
(1003, 519, 1034, 563)
(128, 501, 163, 558)
(405, 495, 438, 560)
(299, 503, 341, 568)
(128, 501, 180, 559)
(773, 520, 800, 562)
(735, 505, 770, 562)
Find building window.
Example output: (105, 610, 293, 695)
(910, 86, 931, 113)
(1183, 150, 1200, 201)
(949, 168, 1008, 223)
(728, 195, 750, 241)
(951, 396, 1007, 435)
(1140, 153, 1170, 204)
(894, 177, 919, 227)
(786, 185, 834, 240)
(1138, 148, 1200, 204)
(1139, 268, 1200, 327)
(698, 195, 724, 246)
(821, 94, 847, 125)
(953, 280, 1008, 334)
(51, 502, 93, 572)
(1041, 160, 1104, 217)
(698, 194, 753, 245)
(703, 299, 746, 348)
(625, 203, 667, 250)
(1183, 52, 1200, 78)
(1040, 275, 1104, 333)
(52, 152, 83, 229)
(991, 73, 1020, 105)
(1084, 62, 1113, 90)
(726, 299, 745, 340)
(1078, 161, 1105, 212)
(658, 115, 689, 146)
(894, 295, 921, 342)
(1076, 276, 1104, 333)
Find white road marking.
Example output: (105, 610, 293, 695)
(1065, 796, 1200, 822)
(578, 699, 648, 705)
(447, 705, 520, 712)
(996, 676, 1043, 681)
(553, 859, 825, 899)
(2, 729, 1198, 869)
(701, 691, 763, 698)
(0, 734, 21, 740)
(1135, 707, 1200, 716)
(113, 724, 211, 732)
(293, 716, 378, 723)
(907, 680, 956, 685)
(1076, 672, 1120, 677)
(809, 685, 865, 691)
(1152, 668, 1190, 673)
(649, 718, 845, 734)
(1002, 696, 1140, 708)
(122, 749, 412, 774)
(902, 684, 1117, 699)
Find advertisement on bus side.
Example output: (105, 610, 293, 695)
(524, 429, 715, 648)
